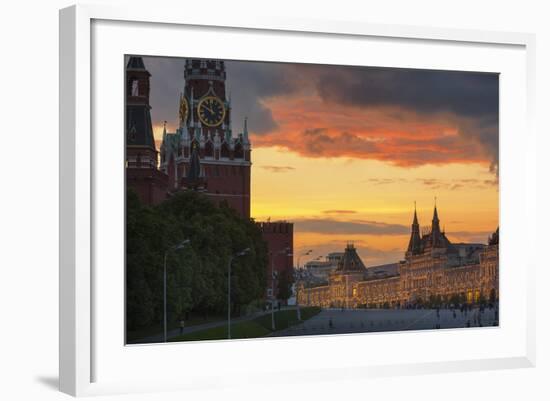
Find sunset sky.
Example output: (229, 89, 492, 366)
(141, 56, 499, 267)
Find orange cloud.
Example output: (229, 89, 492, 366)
(251, 95, 492, 169)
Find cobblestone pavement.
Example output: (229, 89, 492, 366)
(271, 307, 499, 337)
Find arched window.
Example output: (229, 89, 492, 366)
(131, 79, 139, 96)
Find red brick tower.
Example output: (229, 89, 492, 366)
(125, 56, 168, 205)
(160, 59, 251, 218)
(257, 221, 294, 301)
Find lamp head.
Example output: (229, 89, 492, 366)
(237, 247, 250, 257)
(174, 239, 190, 250)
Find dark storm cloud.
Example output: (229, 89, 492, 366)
(225, 61, 298, 135)
(138, 56, 498, 174)
(314, 66, 499, 174)
(315, 67, 499, 119)
(140, 56, 187, 129)
(141, 56, 297, 135)
(227, 61, 499, 175)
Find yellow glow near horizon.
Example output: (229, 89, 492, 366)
(251, 146, 498, 264)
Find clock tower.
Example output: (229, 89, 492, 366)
(160, 58, 251, 218)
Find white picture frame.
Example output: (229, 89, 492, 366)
(59, 4, 536, 397)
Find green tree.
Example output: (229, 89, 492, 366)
(126, 190, 269, 332)
(277, 269, 293, 302)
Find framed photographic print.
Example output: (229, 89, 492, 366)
(59, 4, 536, 397)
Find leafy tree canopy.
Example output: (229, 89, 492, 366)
(126, 190, 268, 331)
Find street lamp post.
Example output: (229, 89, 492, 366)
(163, 239, 190, 343)
(271, 256, 276, 330)
(296, 249, 313, 321)
(227, 248, 250, 339)
(270, 247, 293, 331)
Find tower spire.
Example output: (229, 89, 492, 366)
(431, 196, 444, 248)
(243, 116, 249, 144)
(432, 197, 440, 226)
(407, 201, 422, 256)
(187, 142, 201, 180)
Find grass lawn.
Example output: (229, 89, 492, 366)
(127, 314, 225, 343)
(169, 307, 321, 342)
(254, 307, 321, 332)
(168, 320, 271, 342)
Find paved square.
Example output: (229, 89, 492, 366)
(271, 307, 499, 337)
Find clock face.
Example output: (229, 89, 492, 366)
(198, 96, 226, 127)
(179, 96, 189, 123)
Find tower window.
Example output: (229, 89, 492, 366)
(131, 79, 139, 96)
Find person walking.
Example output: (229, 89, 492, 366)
(179, 319, 185, 335)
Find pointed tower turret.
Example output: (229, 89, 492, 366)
(126, 56, 167, 205)
(243, 116, 250, 145)
(181, 142, 206, 192)
(126, 56, 156, 167)
(335, 243, 367, 273)
(432, 198, 441, 238)
(429, 197, 449, 249)
(187, 142, 201, 180)
(407, 202, 422, 256)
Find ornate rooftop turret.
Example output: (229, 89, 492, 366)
(181, 142, 206, 191)
(432, 198, 441, 235)
(488, 227, 499, 246)
(335, 243, 367, 273)
(126, 56, 146, 70)
(187, 143, 201, 180)
(407, 202, 422, 256)
(422, 198, 450, 250)
(243, 116, 250, 145)
(126, 56, 155, 151)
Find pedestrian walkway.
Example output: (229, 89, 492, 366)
(272, 307, 499, 337)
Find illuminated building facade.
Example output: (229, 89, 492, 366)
(297, 206, 499, 309)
